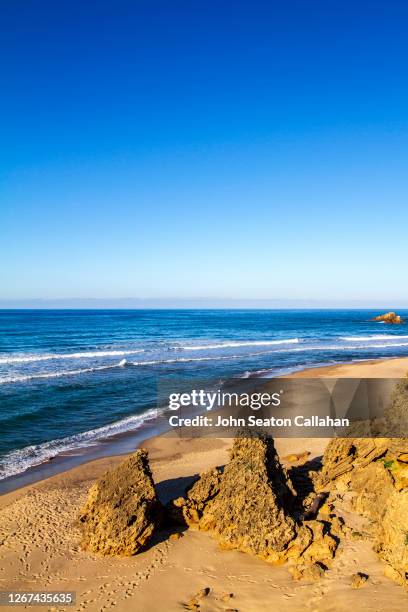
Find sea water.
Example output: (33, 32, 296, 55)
(1, 308, 408, 480)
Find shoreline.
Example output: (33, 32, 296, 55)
(1, 355, 408, 497)
(1, 355, 408, 610)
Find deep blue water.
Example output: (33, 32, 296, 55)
(1, 308, 408, 479)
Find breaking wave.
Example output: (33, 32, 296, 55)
(179, 338, 299, 350)
(0, 407, 164, 480)
(340, 335, 408, 342)
(0, 348, 145, 365)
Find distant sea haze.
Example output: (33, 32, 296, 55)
(1, 308, 408, 480)
(2, 298, 408, 309)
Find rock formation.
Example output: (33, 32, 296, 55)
(371, 311, 403, 324)
(315, 381, 408, 586)
(351, 572, 369, 588)
(386, 378, 408, 435)
(191, 431, 297, 562)
(168, 430, 339, 570)
(78, 450, 162, 556)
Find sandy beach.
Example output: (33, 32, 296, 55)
(1, 357, 408, 611)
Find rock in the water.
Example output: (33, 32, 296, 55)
(78, 450, 162, 556)
(372, 311, 403, 324)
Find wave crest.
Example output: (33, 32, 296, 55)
(0, 408, 163, 480)
(0, 349, 144, 365)
(179, 338, 299, 350)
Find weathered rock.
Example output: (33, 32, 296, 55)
(375, 488, 408, 586)
(297, 520, 337, 565)
(351, 461, 395, 521)
(327, 515, 347, 538)
(386, 379, 408, 436)
(372, 311, 404, 324)
(167, 468, 222, 526)
(169, 430, 339, 569)
(351, 572, 368, 588)
(316, 384, 408, 587)
(78, 450, 162, 556)
(301, 492, 328, 520)
(289, 562, 326, 581)
(316, 438, 389, 491)
(196, 431, 297, 562)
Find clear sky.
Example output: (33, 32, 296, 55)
(1, 0, 408, 306)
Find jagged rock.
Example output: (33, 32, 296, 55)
(78, 450, 162, 556)
(297, 520, 337, 565)
(336, 446, 408, 586)
(169, 430, 339, 568)
(372, 311, 403, 324)
(350, 461, 394, 521)
(316, 382, 408, 585)
(327, 515, 347, 537)
(167, 468, 222, 526)
(301, 492, 328, 520)
(289, 562, 326, 581)
(195, 431, 297, 562)
(351, 572, 369, 588)
(375, 488, 408, 586)
(316, 438, 389, 491)
(386, 379, 408, 436)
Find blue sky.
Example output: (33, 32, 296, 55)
(1, 0, 408, 305)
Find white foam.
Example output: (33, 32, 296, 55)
(358, 342, 408, 349)
(274, 342, 408, 353)
(340, 335, 408, 342)
(0, 363, 120, 384)
(0, 408, 164, 480)
(0, 349, 144, 365)
(1, 352, 280, 384)
(129, 350, 284, 366)
(3, 339, 408, 386)
(180, 338, 299, 350)
(0, 352, 277, 384)
(240, 368, 273, 378)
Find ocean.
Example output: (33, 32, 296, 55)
(1, 308, 408, 482)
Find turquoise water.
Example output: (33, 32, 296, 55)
(1, 308, 408, 479)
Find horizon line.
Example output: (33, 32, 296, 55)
(0, 297, 407, 310)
